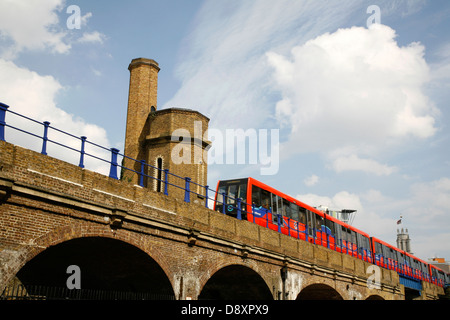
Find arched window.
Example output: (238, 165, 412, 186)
(156, 157, 163, 192)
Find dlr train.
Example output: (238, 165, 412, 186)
(214, 177, 449, 288)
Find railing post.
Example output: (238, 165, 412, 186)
(222, 192, 227, 214)
(109, 148, 119, 180)
(184, 177, 191, 203)
(164, 169, 169, 196)
(277, 214, 281, 233)
(79, 136, 86, 168)
(204, 185, 209, 208)
(41, 121, 50, 155)
(287, 217, 291, 236)
(266, 210, 269, 228)
(0, 103, 9, 141)
(237, 198, 242, 220)
(139, 160, 146, 187)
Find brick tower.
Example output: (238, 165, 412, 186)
(123, 58, 211, 201)
(123, 57, 160, 175)
(396, 228, 412, 254)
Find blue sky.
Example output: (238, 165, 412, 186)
(1, 0, 450, 261)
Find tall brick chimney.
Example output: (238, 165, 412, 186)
(123, 58, 160, 182)
(122, 57, 211, 202)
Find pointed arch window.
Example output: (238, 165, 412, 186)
(154, 156, 164, 192)
(157, 157, 163, 192)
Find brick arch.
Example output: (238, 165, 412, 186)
(298, 275, 347, 300)
(6, 223, 175, 293)
(366, 294, 385, 300)
(198, 257, 273, 299)
(296, 283, 344, 300)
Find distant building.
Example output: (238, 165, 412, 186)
(316, 205, 357, 225)
(428, 257, 450, 273)
(396, 228, 412, 254)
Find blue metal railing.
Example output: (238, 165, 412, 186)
(0, 103, 216, 208)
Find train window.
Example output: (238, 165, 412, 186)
(335, 224, 342, 243)
(325, 218, 336, 236)
(356, 233, 364, 249)
(216, 185, 226, 205)
(283, 199, 290, 217)
(271, 194, 278, 221)
(350, 230, 356, 245)
(363, 236, 370, 250)
(316, 214, 324, 231)
(341, 226, 349, 242)
(298, 207, 307, 224)
(432, 268, 437, 278)
(252, 186, 261, 205)
(237, 184, 247, 201)
(277, 196, 284, 217)
(389, 248, 395, 261)
(375, 242, 382, 255)
(228, 185, 237, 203)
(400, 252, 406, 264)
(422, 262, 428, 274)
(307, 210, 315, 236)
(383, 246, 389, 259)
(289, 203, 299, 221)
(260, 189, 271, 210)
(271, 195, 285, 222)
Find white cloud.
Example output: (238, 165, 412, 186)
(332, 154, 398, 176)
(267, 24, 439, 164)
(407, 178, 450, 222)
(296, 177, 450, 259)
(304, 174, 319, 186)
(0, 58, 111, 174)
(164, 0, 370, 131)
(80, 12, 93, 27)
(0, 1, 111, 173)
(298, 191, 363, 213)
(78, 31, 105, 44)
(163, 1, 440, 180)
(0, 0, 70, 58)
(0, 1, 105, 58)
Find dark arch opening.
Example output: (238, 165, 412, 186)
(366, 295, 384, 300)
(198, 265, 273, 300)
(296, 284, 343, 300)
(11, 237, 174, 300)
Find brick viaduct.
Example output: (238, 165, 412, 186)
(0, 57, 445, 300)
(0, 141, 444, 300)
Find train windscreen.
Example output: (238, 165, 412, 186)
(215, 178, 249, 218)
